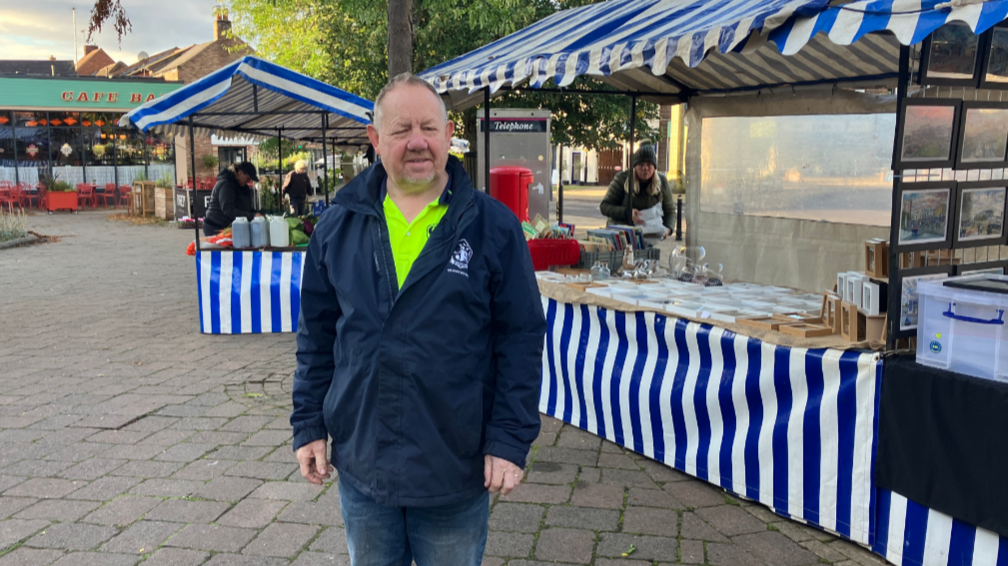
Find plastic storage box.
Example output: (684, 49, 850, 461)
(916, 274, 1008, 382)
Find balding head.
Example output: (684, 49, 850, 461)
(372, 73, 448, 132)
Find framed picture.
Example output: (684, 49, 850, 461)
(955, 260, 1008, 276)
(896, 181, 956, 251)
(981, 24, 1008, 89)
(895, 99, 961, 169)
(897, 267, 953, 333)
(953, 181, 1008, 247)
(920, 20, 984, 87)
(955, 102, 1008, 168)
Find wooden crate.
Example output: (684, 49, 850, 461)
(132, 181, 156, 216)
(154, 186, 174, 220)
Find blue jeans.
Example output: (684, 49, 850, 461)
(339, 479, 489, 566)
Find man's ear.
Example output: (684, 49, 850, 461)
(446, 120, 455, 139)
(366, 124, 380, 154)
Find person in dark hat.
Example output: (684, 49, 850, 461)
(202, 161, 261, 237)
(599, 142, 677, 237)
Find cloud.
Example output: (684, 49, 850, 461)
(1, 0, 215, 65)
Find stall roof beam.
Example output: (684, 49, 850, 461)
(119, 55, 373, 144)
(420, 0, 1008, 109)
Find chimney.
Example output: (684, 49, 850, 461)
(83, 45, 98, 56)
(214, 16, 232, 40)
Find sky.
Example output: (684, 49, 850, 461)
(1, 0, 214, 65)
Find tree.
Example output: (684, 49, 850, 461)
(89, 0, 659, 150)
(84, 0, 131, 44)
(388, 0, 414, 76)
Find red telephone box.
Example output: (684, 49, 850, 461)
(489, 166, 532, 222)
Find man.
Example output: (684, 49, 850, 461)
(599, 143, 678, 237)
(202, 161, 260, 237)
(291, 73, 546, 566)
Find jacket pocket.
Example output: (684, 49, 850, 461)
(414, 362, 485, 459)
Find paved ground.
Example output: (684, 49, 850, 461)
(0, 210, 884, 565)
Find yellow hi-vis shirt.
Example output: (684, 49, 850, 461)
(383, 190, 449, 290)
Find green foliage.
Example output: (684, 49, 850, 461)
(224, 0, 659, 150)
(51, 181, 74, 192)
(202, 154, 220, 171)
(156, 173, 173, 189)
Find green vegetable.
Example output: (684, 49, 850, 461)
(291, 230, 310, 245)
(285, 217, 302, 230)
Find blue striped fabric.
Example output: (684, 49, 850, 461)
(419, 0, 829, 93)
(119, 56, 372, 142)
(196, 251, 306, 334)
(771, 0, 1008, 56)
(540, 297, 881, 546)
(873, 489, 1007, 566)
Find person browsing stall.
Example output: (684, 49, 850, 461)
(202, 161, 260, 237)
(283, 159, 312, 216)
(599, 143, 677, 237)
(290, 73, 547, 566)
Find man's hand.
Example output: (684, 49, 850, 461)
(484, 455, 524, 497)
(296, 439, 333, 485)
(632, 209, 644, 225)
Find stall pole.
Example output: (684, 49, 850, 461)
(321, 112, 329, 207)
(628, 95, 637, 171)
(277, 127, 283, 215)
(886, 44, 911, 349)
(190, 116, 200, 252)
(483, 87, 491, 193)
(325, 133, 332, 206)
(675, 194, 683, 241)
(112, 125, 119, 190)
(10, 118, 18, 188)
(557, 143, 564, 224)
(45, 111, 53, 178)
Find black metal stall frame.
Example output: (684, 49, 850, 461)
(181, 106, 371, 252)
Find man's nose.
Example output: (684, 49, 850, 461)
(406, 131, 429, 151)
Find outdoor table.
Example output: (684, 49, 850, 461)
(195, 247, 305, 334)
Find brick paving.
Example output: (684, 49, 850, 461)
(0, 210, 888, 565)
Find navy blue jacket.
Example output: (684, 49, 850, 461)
(291, 156, 546, 507)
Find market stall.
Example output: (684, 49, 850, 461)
(119, 56, 373, 334)
(421, 0, 1008, 564)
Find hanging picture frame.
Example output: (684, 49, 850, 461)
(920, 20, 985, 87)
(980, 23, 1008, 89)
(895, 181, 957, 252)
(955, 259, 1008, 276)
(897, 266, 954, 334)
(955, 101, 1008, 168)
(953, 181, 1008, 247)
(894, 99, 961, 170)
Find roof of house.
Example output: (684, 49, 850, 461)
(95, 61, 130, 77)
(0, 60, 76, 76)
(75, 48, 116, 76)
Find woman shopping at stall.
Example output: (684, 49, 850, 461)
(599, 142, 678, 241)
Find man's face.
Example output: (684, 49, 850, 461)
(235, 170, 251, 186)
(367, 84, 454, 194)
(634, 162, 655, 183)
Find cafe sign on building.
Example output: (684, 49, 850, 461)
(0, 76, 181, 112)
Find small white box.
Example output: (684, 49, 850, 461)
(838, 273, 849, 298)
(917, 275, 1008, 382)
(862, 282, 881, 316)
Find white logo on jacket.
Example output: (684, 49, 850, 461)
(448, 239, 473, 277)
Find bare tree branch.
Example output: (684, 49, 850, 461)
(86, 0, 133, 45)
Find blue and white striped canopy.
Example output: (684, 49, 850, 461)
(420, 0, 1008, 106)
(119, 56, 373, 144)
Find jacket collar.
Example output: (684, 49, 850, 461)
(335, 155, 475, 227)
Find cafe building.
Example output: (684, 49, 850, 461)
(0, 75, 182, 189)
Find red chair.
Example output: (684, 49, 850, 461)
(97, 183, 118, 208)
(77, 184, 96, 208)
(35, 185, 47, 211)
(20, 183, 41, 209)
(117, 185, 132, 208)
(6, 185, 23, 210)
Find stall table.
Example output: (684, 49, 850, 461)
(196, 248, 305, 334)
